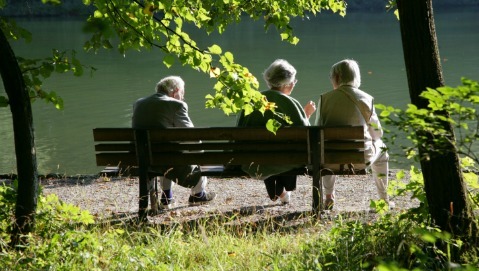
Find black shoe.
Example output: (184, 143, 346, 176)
(188, 191, 217, 206)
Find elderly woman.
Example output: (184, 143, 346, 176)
(315, 59, 392, 210)
(237, 59, 316, 204)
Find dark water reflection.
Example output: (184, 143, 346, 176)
(1, 10, 478, 174)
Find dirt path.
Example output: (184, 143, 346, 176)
(38, 170, 418, 224)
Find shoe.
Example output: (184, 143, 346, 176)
(324, 198, 334, 211)
(280, 191, 291, 204)
(159, 198, 176, 210)
(188, 191, 217, 206)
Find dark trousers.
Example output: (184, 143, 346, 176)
(263, 175, 297, 200)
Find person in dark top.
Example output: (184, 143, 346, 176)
(237, 59, 316, 204)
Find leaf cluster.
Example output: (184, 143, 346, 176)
(17, 50, 97, 110)
(0, 17, 96, 110)
(377, 78, 479, 166)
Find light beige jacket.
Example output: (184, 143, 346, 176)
(315, 85, 384, 163)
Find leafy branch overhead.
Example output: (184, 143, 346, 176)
(0, 17, 96, 110)
(82, 0, 346, 129)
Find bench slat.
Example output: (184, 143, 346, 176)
(150, 142, 307, 152)
(96, 152, 138, 166)
(323, 141, 364, 150)
(147, 127, 309, 141)
(95, 143, 136, 152)
(150, 152, 309, 165)
(322, 126, 365, 140)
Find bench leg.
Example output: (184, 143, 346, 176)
(138, 172, 149, 222)
(149, 177, 159, 214)
(312, 171, 322, 214)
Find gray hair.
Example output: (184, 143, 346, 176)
(263, 59, 297, 89)
(330, 59, 361, 88)
(156, 76, 185, 94)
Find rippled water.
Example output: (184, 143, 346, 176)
(1, 10, 478, 174)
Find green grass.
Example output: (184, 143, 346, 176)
(1, 173, 479, 271)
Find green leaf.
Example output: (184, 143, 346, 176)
(224, 52, 234, 63)
(94, 10, 103, 18)
(163, 55, 175, 68)
(42, 0, 61, 4)
(266, 119, 281, 134)
(207, 44, 222, 55)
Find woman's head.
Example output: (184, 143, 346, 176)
(330, 59, 361, 88)
(263, 59, 297, 89)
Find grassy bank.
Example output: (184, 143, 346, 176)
(1, 169, 479, 270)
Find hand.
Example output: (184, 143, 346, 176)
(304, 101, 316, 119)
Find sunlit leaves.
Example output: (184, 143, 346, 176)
(378, 78, 479, 166)
(41, 0, 61, 5)
(207, 44, 222, 55)
(266, 119, 282, 134)
(209, 67, 220, 78)
(163, 54, 175, 68)
(0, 18, 32, 42)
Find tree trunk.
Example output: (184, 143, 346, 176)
(397, 0, 478, 246)
(0, 27, 39, 247)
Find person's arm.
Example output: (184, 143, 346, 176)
(173, 101, 194, 128)
(314, 97, 322, 126)
(303, 101, 316, 119)
(368, 105, 383, 140)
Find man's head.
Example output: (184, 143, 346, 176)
(156, 76, 185, 101)
(330, 59, 361, 89)
(263, 59, 297, 90)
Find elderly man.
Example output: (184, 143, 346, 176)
(132, 76, 216, 210)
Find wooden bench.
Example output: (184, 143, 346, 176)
(92, 126, 367, 220)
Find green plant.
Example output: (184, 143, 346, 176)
(377, 78, 479, 166)
(0, 181, 16, 250)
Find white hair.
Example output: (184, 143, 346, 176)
(156, 76, 185, 94)
(263, 59, 297, 89)
(330, 59, 361, 88)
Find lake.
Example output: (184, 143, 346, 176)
(1, 9, 478, 175)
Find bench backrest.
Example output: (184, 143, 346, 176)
(93, 126, 366, 172)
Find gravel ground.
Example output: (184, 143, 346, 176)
(36, 170, 419, 225)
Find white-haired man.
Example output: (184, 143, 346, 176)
(132, 76, 216, 210)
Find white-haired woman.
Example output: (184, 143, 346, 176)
(315, 59, 392, 210)
(237, 59, 316, 204)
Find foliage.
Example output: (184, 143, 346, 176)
(0, 182, 16, 251)
(81, 0, 346, 131)
(377, 78, 479, 166)
(17, 50, 97, 110)
(283, 167, 479, 270)
(1, 171, 479, 269)
(0, 16, 96, 110)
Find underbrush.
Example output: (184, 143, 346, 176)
(1, 168, 479, 270)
